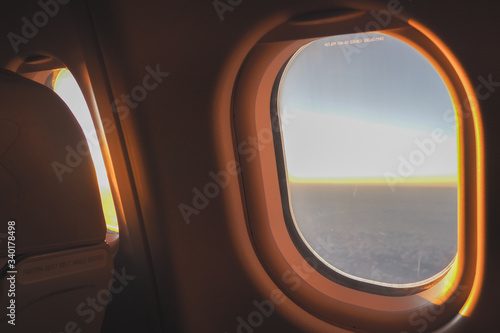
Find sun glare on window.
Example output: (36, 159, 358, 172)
(277, 33, 458, 286)
(51, 68, 119, 233)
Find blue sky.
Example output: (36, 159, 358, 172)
(278, 33, 458, 180)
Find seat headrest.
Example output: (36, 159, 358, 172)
(0, 70, 106, 256)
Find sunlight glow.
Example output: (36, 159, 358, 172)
(406, 20, 485, 318)
(52, 69, 119, 233)
(278, 33, 458, 187)
(277, 33, 459, 286)
(281, 110, 458, 183)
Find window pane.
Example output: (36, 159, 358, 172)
(277, 33, 458, 285)
(51, 69, 119, 233)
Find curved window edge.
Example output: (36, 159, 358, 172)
(232, 11, 481, 333)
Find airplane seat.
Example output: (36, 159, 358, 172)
(0, 68, 113, 332)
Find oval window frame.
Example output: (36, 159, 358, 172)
(271, 32, 460, 295)
(233, 10, 482, 332)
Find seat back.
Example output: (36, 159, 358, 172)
(0, 69, 113, 332)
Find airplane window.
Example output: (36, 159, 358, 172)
(275, 33, 458, 286)
(48, 68, 119, 233)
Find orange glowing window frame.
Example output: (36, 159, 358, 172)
(232, 11, 483, 332)
(273, 32, 461, 293)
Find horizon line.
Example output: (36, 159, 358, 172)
(289, 176, 458, 187)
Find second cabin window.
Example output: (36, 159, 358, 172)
(48, 68, 119, 233)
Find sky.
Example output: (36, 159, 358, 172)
(278, 33, 458, 183)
